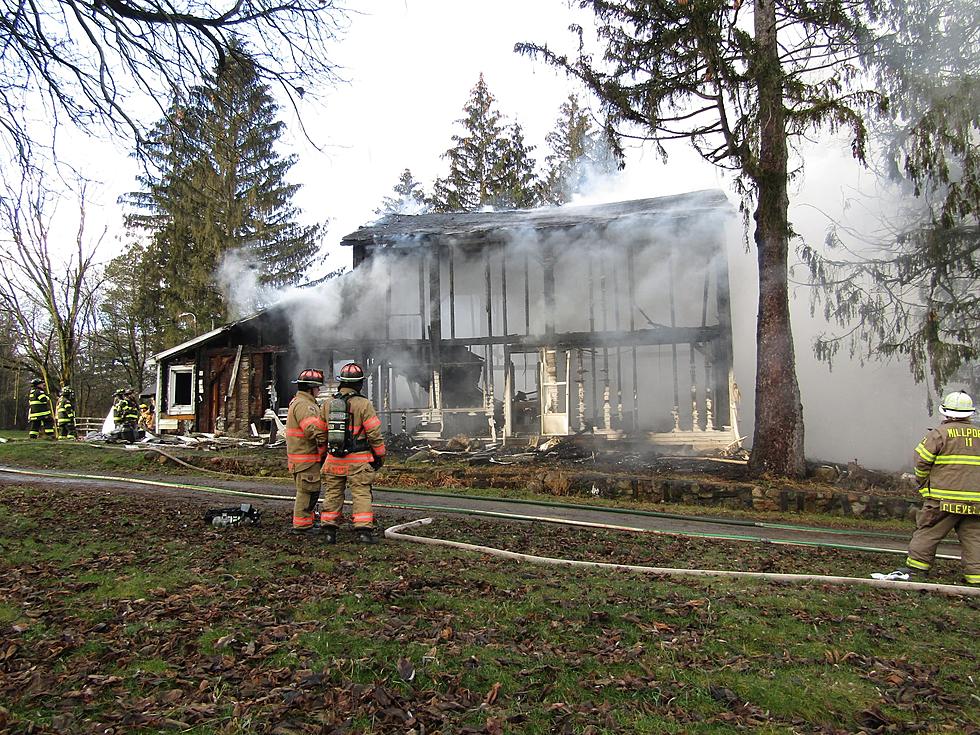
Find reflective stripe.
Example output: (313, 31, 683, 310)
(320, 511, 342, 521)
(353, 513, 374, 523)
(292, 516, 314, 528)
(285, 428, 305, 437)
(363, 415, 381, 431)
(933, 455, 980, 465)
(326, 452, 374, 464)
(920, 487, 980, 502)
(915, 443, 936, 462)
(906, 557, 931, 570)
(288, 453, 321, 463)
(914, 468, 929, 477)
(965, 574, 980, 585)
(299, 415, 328, 431)
(374, 444, 387, 457)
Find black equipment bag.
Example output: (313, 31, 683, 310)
(204, 503, 262, 527)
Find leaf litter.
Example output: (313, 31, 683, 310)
(0, 483, 978, 734)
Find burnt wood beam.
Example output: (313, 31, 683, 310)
(449, 246, 456, 339)
(429, 246, 442, 362)
(714, 235, 734, 429)
(317, 326, 721, 352)
(543, 240, 556, 336)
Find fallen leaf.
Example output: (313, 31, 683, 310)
(484, 681, 502, 705)
(397, 657, 415, 682)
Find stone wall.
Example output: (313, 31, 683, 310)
(386, 465, 922, 521)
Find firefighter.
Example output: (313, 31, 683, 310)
(319, 362, 386, 544)
(56, 386, 77, 440)
(139, 395, 155, 432)
(873, 391, 980, 587)
(111, 388, 125, 438)
(124, 388, 141, 440)
(285, 368, 328, 535)
(27, 378, 55, 439)
(112, 388, 139, 442)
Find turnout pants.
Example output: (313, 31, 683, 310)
(906, 499, 980, 585)
(320, 463, 376, 529)
(29, 417, 55, 439)
(291, 465, 322, 529)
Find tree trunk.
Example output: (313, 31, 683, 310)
(747, 0, 805, 478)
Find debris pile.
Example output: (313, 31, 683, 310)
(83, 429, 271, 450)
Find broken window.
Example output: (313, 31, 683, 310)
(168, 365, 194, 414)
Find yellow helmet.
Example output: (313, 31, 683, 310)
(940, 391, 975, 418)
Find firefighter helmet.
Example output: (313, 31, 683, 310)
(292, 368, 325, 385)
(61, 386, 74, 396)
(337, 362, 365, 383)
(113, 388, 126, 397)
(31, 377, 43, 387)
(940, 391, 975, 418)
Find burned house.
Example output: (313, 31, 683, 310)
(152, 189, 740, 451)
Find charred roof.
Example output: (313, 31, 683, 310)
(341, 189, 731, 250)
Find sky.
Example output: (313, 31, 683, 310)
(44, 0, 948, 471)
(285, 0, 730, 270)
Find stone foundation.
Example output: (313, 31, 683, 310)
(386, 466, 921, 521)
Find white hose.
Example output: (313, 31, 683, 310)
(384, 518, 980, 598)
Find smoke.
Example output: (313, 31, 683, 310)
(222, 149, 940, 470)
(523, 147, 938, 472)
(777, 146, 935, 470)
(216, 248, 273, 320)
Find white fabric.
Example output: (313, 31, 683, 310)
(871, 570, 911, 582)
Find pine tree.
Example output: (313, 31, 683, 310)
(493, 123, 541, 209)
(431, 74, 542, 212)
(801, 1, 980, 395)
(124, 104, 203, 344)
(375, 169, 428, 216)
(194, 44, 321, 290)
(542, 94, 619, 205)
(125, 40, 320, 337)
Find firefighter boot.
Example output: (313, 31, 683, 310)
(356, 529, 379, 545)
(321, 526, 337, 545)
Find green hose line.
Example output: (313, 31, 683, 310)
(0, 464, 951, 560)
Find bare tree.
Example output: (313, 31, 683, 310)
(92, 241, 157, 394)
(0, 0, 348, 162)
(0, 173, 102, 396)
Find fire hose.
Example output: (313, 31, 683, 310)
(384, 518, 979, 597)
(1, 463, 976, 597)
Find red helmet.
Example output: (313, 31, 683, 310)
(337, 362, 365, 383)
(293, 368, 325, 385)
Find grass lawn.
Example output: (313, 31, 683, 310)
(1, 482, 978, 734)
